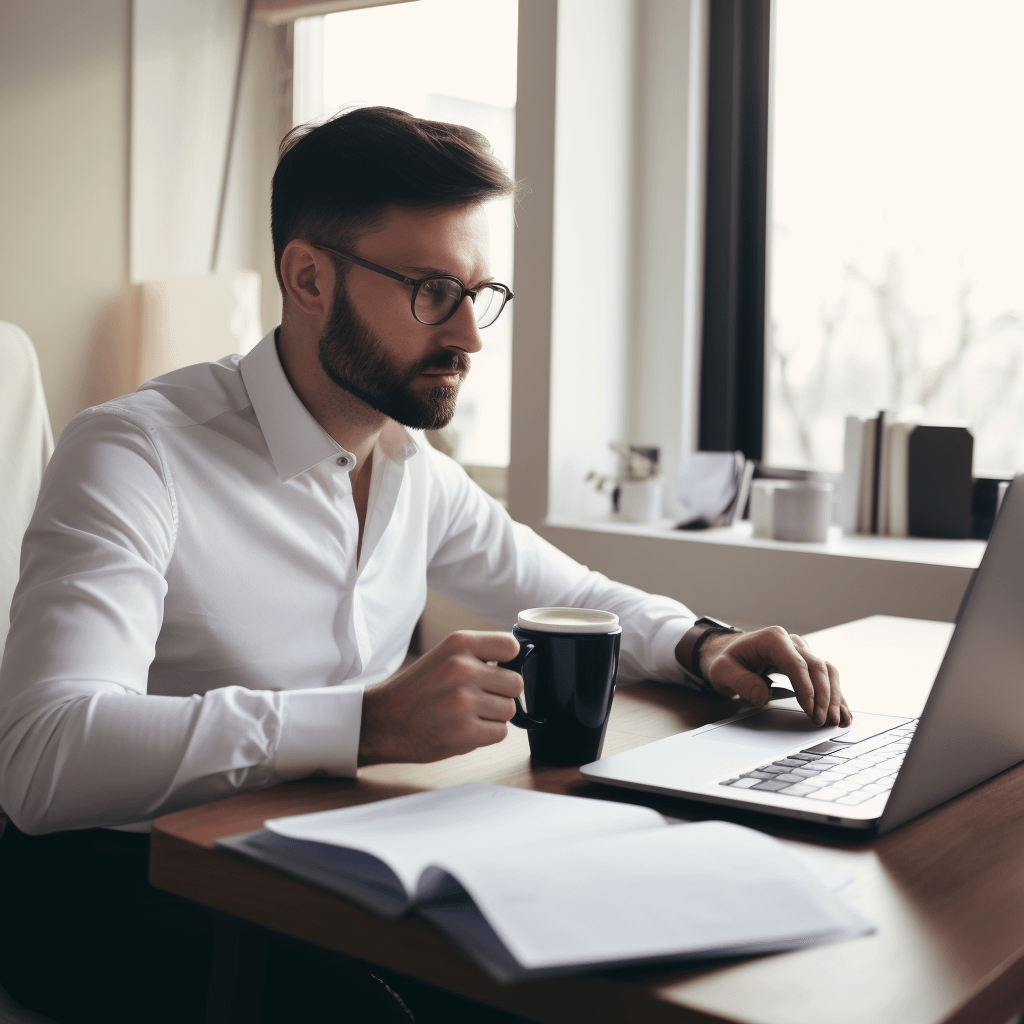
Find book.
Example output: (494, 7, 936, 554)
(838, 414, 877, 534)
(907, 424, 974, 538)
(886, 421, 918, 537)
(217, 783, 872, 983)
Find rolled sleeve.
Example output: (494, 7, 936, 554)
(275, 686, 364, 779)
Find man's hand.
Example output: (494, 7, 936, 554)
(359, 631, 523, 766)
(691, 626, 851, 727)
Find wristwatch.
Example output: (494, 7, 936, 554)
(676, 616, 743, 694)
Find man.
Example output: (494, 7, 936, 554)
(0, 107, 848, 1022)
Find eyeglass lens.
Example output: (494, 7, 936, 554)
(413, 278, 506, 328)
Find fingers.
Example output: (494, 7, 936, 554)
(705, 626, 847, 727)
(788, 633, 848, 726)
(475, 691, 518, 723)
(438, 629, 520, 664)
(709, 665, 771, 707)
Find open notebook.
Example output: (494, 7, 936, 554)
(218, 783, 871, 983)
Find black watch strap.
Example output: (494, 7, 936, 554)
(677, 616, 742, 693)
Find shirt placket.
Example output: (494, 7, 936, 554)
(328, 453, 365, 679)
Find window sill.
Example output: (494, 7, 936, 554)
(538, 516, 979, 633)
(543, 517, 985, 570)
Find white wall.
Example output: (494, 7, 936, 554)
(0, 0, 130, 437)
(546, 0, 635, 519)
(627, 0, 706, 517)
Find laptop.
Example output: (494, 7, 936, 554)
(581, 476, 1024, 834)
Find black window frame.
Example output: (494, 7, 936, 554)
(698, 0, 771, 463)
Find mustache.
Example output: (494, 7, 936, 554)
(411, 351, 471, 378)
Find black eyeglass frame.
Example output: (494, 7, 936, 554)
(312, 244, 514, 328)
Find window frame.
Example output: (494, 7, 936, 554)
(698, 0, 771, 463)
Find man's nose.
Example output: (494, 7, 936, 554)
(440, 295, 484, 354)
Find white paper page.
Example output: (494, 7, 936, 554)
(429, 820, 873, 971)
(265, 783, 664, 897)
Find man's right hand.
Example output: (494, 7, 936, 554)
(358, 631, 523, 766)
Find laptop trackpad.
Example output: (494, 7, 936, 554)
(709, 708, 908, 750)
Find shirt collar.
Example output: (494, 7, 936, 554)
(239, 328, 420, 482)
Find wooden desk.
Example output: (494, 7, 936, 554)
(151, 617, 1024, 1024)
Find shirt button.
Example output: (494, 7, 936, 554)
(336, 456, 349, 467)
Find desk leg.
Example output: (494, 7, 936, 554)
(205, 912, 269, 1024)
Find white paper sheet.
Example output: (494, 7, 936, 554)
(265, 783, 665, 898)
(425, 820, 872, 972)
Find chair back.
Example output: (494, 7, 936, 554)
(0, 324, 53, 657)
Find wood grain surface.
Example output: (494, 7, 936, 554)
(151, 621, 1024, 1024)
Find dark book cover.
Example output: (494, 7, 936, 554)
(907, 425, 974, 539)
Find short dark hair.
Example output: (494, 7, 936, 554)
(271, 106, 517, 288)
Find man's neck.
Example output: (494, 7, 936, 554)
(275, 323, 383, 472)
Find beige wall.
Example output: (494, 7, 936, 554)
(0, 2, 283, 438)
(0, 0, 131, 437)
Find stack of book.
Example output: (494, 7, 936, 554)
(838, 411, 974, 538)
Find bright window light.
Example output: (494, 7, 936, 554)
(298, 0, 518, 468)
(766, 0, 1024, 475)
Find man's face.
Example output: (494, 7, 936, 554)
(317, 203, 490, 430)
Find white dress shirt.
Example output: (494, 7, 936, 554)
(0, 329, 696, 835)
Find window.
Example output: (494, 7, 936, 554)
(765, 0, 1024, 476)
(292, 0, 518, 469)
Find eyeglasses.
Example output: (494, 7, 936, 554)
(312, 244, 514, 329)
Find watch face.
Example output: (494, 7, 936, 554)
(698, 616, 732, 630)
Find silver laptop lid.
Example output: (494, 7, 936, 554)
(878, 474, 1024, 834)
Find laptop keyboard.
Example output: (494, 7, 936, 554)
(718, 721, 918, 806)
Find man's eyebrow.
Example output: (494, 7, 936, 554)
(405, 265, 497, 286)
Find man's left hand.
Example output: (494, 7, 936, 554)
(695, 626, 851, 727)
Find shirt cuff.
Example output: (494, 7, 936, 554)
(649, 616, 696, 684)
(275, 686, 364, 779)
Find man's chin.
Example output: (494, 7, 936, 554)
(385, 383, 459, 431)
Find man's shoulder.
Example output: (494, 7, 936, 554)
(68, 355, 251, 440)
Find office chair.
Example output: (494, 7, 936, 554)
(0, 323, 55, 1023)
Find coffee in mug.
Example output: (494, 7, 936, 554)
(500, 607, 621, 765)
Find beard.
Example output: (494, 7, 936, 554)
(317, 281, 469, 430)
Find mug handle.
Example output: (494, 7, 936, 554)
(499, 642, 546, 728)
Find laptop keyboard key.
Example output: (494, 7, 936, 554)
(802, 741, 850, 754)
(836, 792, 874, 805)
(782, 783, 815, 796)
(723, 777, 760, 788)
(752, 779, 793, 791)
(742, 771, 780, 781)
(773, 773, 805, 783)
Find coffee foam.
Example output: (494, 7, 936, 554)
(516, 607, 621, 635)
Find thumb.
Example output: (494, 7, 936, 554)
(711, 664, 772, 707)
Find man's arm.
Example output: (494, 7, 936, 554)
(0, 410, 359, 835)
(420, 448, 696, 687)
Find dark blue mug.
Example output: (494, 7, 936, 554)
(500, 608, 621, 765)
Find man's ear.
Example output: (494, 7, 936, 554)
(279, 240, 336, 316)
